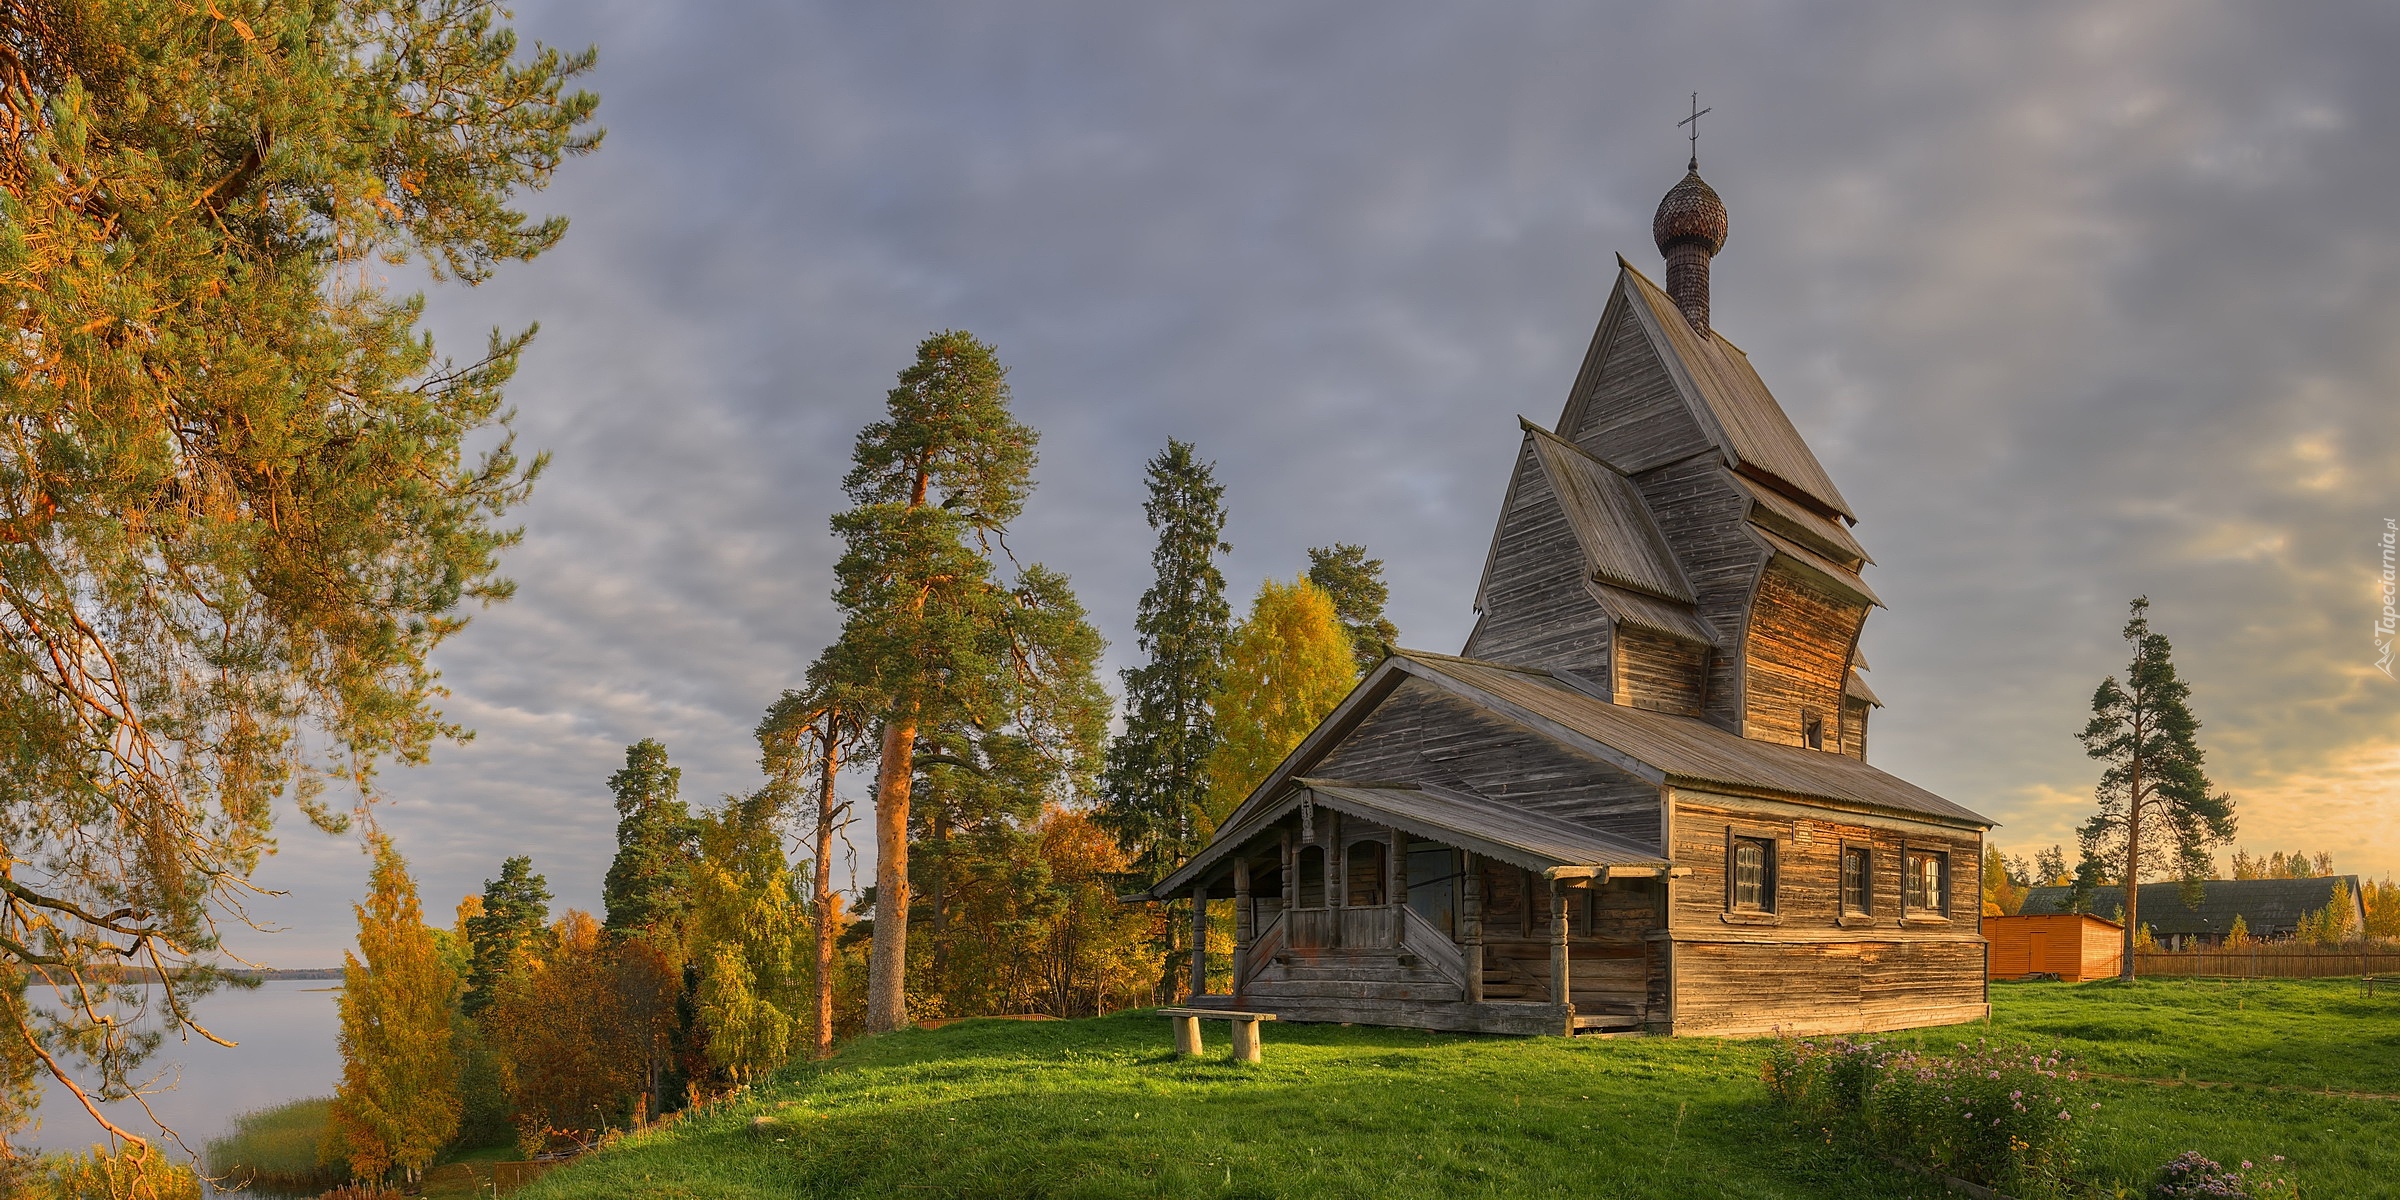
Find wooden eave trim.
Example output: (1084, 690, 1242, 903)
(1732, 461, 1847, 526)
(1666, 780, 1994, 835)
(1750, 526, 1883, 609)
(1584, 579, 1717, 648)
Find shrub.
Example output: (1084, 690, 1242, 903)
(1764, 1035, 2092, 1194)
(2153, 1151, 2297, 1200)
(36, 1143, 202, 1200)
(202, 1096, 349, 1195)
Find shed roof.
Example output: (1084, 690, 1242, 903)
(2019, 877, 2363, 939)
(1146, 780, 1673, 899)
(1618, 261, 1855, 521)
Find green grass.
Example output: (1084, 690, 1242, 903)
(202, 1095, 346, 1196)
(519, 979, 2400, 1199)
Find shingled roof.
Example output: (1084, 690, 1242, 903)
(2019, 877, 2364, 940)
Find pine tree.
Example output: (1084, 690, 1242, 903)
(828, 331, 1105, 1032)
(1099, 440, 1233, 882)
(1204, 578, 1358, 831)
(463, 857, 553, 1016)
(0, 0, 597, 1127)
(330, 839, 462, 1185)
(2070, 597, 2237, 981)
(2035, 845, 2071, 888)
(1307, 543, 1400, 676)
(602, 739, 699, 939)
(757, 676, 873, 1059)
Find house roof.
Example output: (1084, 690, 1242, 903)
(1617, 260, 1855, 522)
(1146, 780, 1671, 900)
(1178, 650, 1989, 896)
(1401, 653, 1987, 826)
(2019, 877, 2364, 939)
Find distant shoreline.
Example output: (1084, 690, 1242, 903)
(50, 966, 345, 984)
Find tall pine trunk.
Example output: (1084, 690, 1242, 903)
(867, 711, 917, 1031)
(812, 716, 842, 1058)
(2121, 736, 2145, 981)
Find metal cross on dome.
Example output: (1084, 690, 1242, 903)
(1679, 92, 1711, 171)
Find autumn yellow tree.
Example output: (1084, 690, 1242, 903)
(1202, 577, 1357, 831)
(329, 839, 461, 1185)
(689, 793, 810, 1083)
(485, 911, 674, 1152)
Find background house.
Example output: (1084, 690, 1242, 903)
(2018, 877, 2363, 949)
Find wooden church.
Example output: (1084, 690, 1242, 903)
(1139, 160, 1995, 1037)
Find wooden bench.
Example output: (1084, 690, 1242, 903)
(1157, 1007, 1278, 1063)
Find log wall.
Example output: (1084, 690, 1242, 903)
(1614, 625, 1708, 716)
(1665, 790, 1986, 1035)
(1740, 564, 1867, 749)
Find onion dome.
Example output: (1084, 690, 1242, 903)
(1651, 168, 1728, 258)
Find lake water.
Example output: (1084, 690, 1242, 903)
(22, 980, 343, 1158)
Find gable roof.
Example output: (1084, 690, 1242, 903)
(1147, 780, 1670, 900)
(2019, 877, 2363, 940)
(1197, 650, 1990, 877)
(1401, 653, 1983, 825)
(1614, 260, 1856, 521)
(1524, 420, 1694, 603)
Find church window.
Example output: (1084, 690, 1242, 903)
(1841, 846, 1871, 914)
(1731, 837, 1775, 912)
(1905, 851, 1948, 915)
(1803, 712, 1825, 751)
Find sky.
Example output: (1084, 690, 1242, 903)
(228, 1, 2400, 965)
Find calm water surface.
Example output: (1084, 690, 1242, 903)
(24, 980, 342, 1156)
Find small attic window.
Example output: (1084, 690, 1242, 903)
(1802, 713, 1826, 751)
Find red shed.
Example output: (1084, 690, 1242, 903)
(1985, 913, 2122, 982)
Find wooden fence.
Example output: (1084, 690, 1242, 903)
(2131, 945, 2400, 980)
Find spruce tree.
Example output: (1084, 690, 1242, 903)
(2070, 597, 2237, 980)
(1307, 543, 1400, 676)
(0, 0, 597, 1124)
(462, 856, 553, 1016)
(602, 739, 699, 938)
(1100, 440, 1234, 882)
(331, 838, 462, 1185)
(828, 331, 1106, 1032)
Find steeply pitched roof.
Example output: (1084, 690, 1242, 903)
(1616, 261, 1855, 521)
(1524, 420, 1693, 603)
(2019, 877, 2364, 939)
(1147, 780, 1670, 899)
(1401, 653, 1984, 825)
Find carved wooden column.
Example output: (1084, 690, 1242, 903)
(1388, 824, 1409, 948)
(1232, 857, 1253, 1005)
(1550, 878, 1571, 1007)
(1279, 828, 1295, 911)
(1190, 882, 1209, 1000)
(1463, 852, 1485, 1004)
(1325, 811, 1342, 949)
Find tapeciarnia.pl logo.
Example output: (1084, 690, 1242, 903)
(2379, 517, 2397, 679)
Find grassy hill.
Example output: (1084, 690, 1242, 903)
(520, 979, 2400, 1199)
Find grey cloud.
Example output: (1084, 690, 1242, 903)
(242, 0, 2400, 964)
